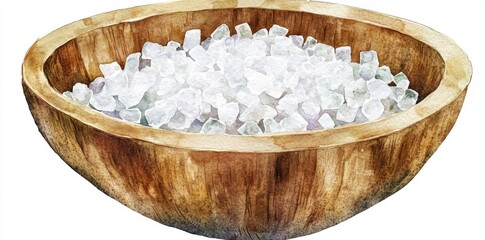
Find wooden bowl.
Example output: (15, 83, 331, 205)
(22, 0, 472, 239)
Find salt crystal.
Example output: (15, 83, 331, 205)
(269, 24, 289, 36)
(238, 121, 262, 135)
(236, 88, 260, 107)
(105, 72, 129, 95)
(168, 110, 195, 130)
(72, 83, 92, 105)
(99, 62, 122, 79)
(263, 118, 281, 133)
(280, 112, 308, 131)
(344, 79, 369, 108)
(235, 23, 253, 39)
(367, 79, 391, 99)
(320, 90, 344, 110)
(176, 88, 202, 118)
(362, 99, 385, 120)
(145, 99, 177, 128)
(142, 42, 163, 59)
(283, 71, 300, 90)
(381, 98, 401, 116)
(253, 28, 268, 38)
(336, 104, 359, 123)
(201, 37, 212, 50)
(239, 103, 277, 122)
(265, 80, 286, 99)
(245, 68, 273, 95)
(302, 101, 321, 117)
(314, 43, 335, 61)
(218, 102, 239, 125)
(203, 87, 227, 108)
(201, 118, 226, 134)
(224, 58, 246, 88)
(375, 66, 393, 84)
(289, 35, 304, 48)
(167, 41, 181, 48)
(277, 94, 299, 114)
(90, 94, 116, 111)
(89, 77, 106, 95)
(157, 77, 178, 96)
(189, 45, 214, 67)
(397, 89, 418, 110)
(119, 108, 141, 123)
(211, 24, 230, 40)
(318, 113, 335, 129)
(67, 23, 421, 135)
(183, 29, 201, 51)
(389, 86, 405, 102)
(360, 50, 379, 65)
(302, 36, 317, 49)
(335, 46, 351, 63)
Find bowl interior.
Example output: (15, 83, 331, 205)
(43, 8, 444, 102)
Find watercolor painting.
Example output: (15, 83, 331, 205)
(2, 0, 482, 240)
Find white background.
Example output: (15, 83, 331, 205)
(1, 0, 484, 239)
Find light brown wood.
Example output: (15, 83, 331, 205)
(22, 0, 472, 239)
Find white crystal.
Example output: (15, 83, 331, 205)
(72, 83, 93, 105)
(318, 113, 335, 129)
(367, 79, 391, 99)
(183, 29, 201, 51)
(100, 62, 122, 78)
(142, 42, 163, 59)
(335, 46, 351, 63)
(389, 86, 405, 102)
(224, 58, 246, 88)
(280, 112, 308, 132)
(235, 23, 253, 39)
(119, 108, 141, 123)
(397, 89, 419, 110)
(105, 72, 129, 95)
(200, 118, 226, 134)
(336, 104, 359, 123)
(263, 118, 281, 133)
(362, 99, 385, 120)
(345, 79, 369, 108)
(157, 77, 178, 96)
(167, 111, 195, 130)
(277, 94, 299, 114)
(236, 88, 260, 107)
(302, 101, 321, 117)
(320, 90, 344, 110)
(203, 88, 227, 108)
(189, 45, 214, 67)
(211, 24, 230, 40)
(302, 36, 317, 49)
(176, 88, 202, 118)
(269, 24, 289, 36)
(375, 66, 393, 84)
(253, 28, 268, 38)
(289, 35, 304, 48)
(88, 77, 105, 95)
(238, 121, 262, 135)
(218, 102, 239, 125)
(314, 43, 335, 61)
(145, 99, 177, 128)
(89, 94, 116, 111)
(245, 68, 273, 95)
(239, 103, 277, 122)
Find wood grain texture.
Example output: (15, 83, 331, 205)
(22, 0, 472, 239)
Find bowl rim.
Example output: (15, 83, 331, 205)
(22, 0, 472, 153)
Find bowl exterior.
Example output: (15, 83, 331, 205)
(23, 80, 467, 239)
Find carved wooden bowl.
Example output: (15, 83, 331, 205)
(22, 0, 472, 239)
